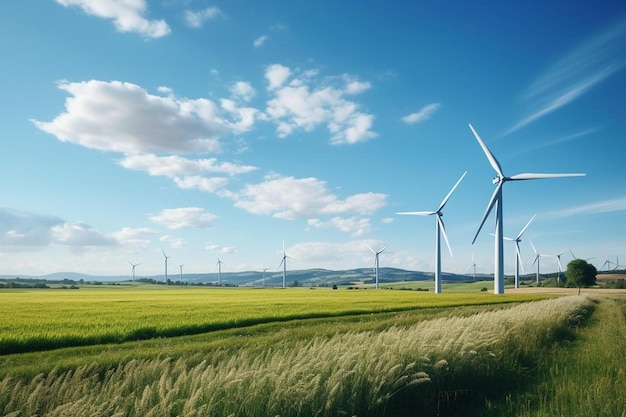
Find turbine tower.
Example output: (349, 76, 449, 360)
(469, 124, 585, 294)
(262, 267, 269, 287)
(162, 249, 171, 284)
(216, 257, 224, 285)
(127, 260, 141, 282)
(397, 171, 466, 293)
(503, 215, 535, 289)
(179, 264, 184, 284)
(367, 245, 388, 289)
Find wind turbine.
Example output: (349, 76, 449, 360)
(216, 257, 224, 285)
(465, 254, 479, 281)
(278, 241, 291, 288)
(127, 260, 141, 282)
(600, 253, 616, 272)
(179, 264, 184, 284)
(555, 250, 566, 283)
(397, 171, 466, 293)
(529, 240, 551, 283)
(503, 215, 535, 289)
(367, 245, 388, 289)
(469, 124, 585, 294)
(162, 249, 171, 284)
(262, 267, 269, 287)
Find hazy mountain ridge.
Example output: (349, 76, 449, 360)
(0, 268, 491, 286)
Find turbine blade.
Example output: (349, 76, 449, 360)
(531, 254, 539, 268)
(438, 215, 453, 257)
(508, 173, 585, 180)
(397, 211, 436, 216)
(472, 182, 502, 244)
(378, 245, 389, 254)
(469, 124, 504, 178)
(437, 171, 467, 211)
(569, 248, 577, 259)
(529, 240, 538, 255)
(516, 214, 536, 240)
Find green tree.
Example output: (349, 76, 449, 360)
(565, 259, 597, 294)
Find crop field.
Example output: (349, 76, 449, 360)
(0, 286, 624, 416)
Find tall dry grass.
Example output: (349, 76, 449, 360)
(0, 296, 591, 417)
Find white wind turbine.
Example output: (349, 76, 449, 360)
(600, 253, 617, 272)
(503, 215, 535, 289)
(465, 254, 479, 281)
(262, 267, 269, 287)
(162, 249, 171, 284)
(529, 240, 552, 283)
(469, 124, 585, 294)
(127, 260, 141, 282)
(367, 245, 388, 289)
(397, 171, 466, 293)
(179, 264, 184, 284)
(278, 241, 291, 288)
(216, 257, 224, 285)
(555, 250, 567, 283)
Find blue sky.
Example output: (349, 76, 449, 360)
(1, 1, 625, 279)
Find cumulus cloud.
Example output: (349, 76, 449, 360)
(233, 176, 387, 221)
(264, 64, 377, 144)
(32, 80, 260, 154)
(0, 208, 117, 248)
(229, 81, 256, 102)
(184, 7, 222, 28)
(55, 0, 170, 38)
(51, 222, 117, 246)
(150, 208, 218, 229)
(402, 103, 441, 124)
(112, 227, 158, 248)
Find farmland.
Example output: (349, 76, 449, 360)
(0, 285, 625, 416)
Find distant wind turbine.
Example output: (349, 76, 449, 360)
(469, 123, 585, 294)
(127, 260, 141, 282)
(529, 240, 551, 283)
(179, 264, 184, 284)
(367, 245, 388, 289)
(216, 257, 224, 285)
(465, 254, 479, 281)
(503, 215, 535, 289)
(600, 253, 616, 272)
(162, 249, 171, 284)
(278, 241, 291, 288)
(555, 250, 566, 283)
(262, 267, 269, 287)
(397, 171, 466, 293)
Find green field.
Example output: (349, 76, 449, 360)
(0, 285, 624, 416)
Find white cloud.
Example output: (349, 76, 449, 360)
(119, 154, 257, 177)
(307, 216, 372, 236)
(33, 80, 260, 154)
(150, 208, 218, 229)
(51, 222, 117, 246)
(184, 7, 222, 28)
(0, 208, 116, 248)
(160, 235, 187, 249)
(402, 103, 441, 124)
(56, 0, 170, 38)
(254, 35, 268, 48)
(112, 227, 158, 248)
(229, 81, 256, 102)
(233, 176, 387, 220)
(265, 64, 292, 91)
(264, 65, 377, 144)
(174, 176, 230, 194)
(205, 243, 236, 254)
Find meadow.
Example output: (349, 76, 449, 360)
(0, 285, 624, 416)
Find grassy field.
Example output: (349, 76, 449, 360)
(0, 285, 624, 416)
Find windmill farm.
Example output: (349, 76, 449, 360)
(108, 124, 610, 293)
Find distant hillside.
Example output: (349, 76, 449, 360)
(0, 268, 491, 287)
